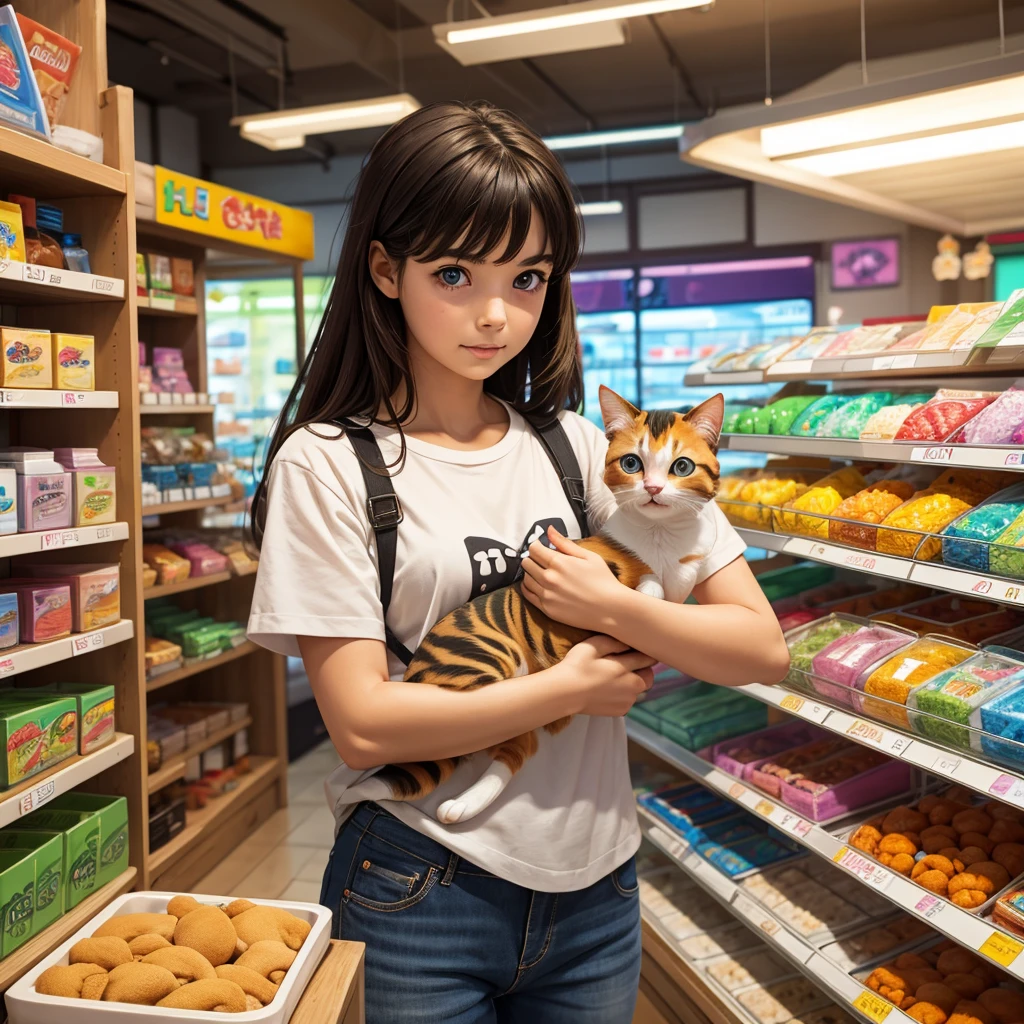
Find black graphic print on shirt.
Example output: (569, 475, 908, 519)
(464, 518, 567, 596)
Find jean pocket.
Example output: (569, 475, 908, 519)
(345, 832, 440, 913)
(610, 856, 639, 898)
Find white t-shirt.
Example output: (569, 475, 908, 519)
(248, 403, 746, 892)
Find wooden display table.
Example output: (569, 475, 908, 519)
(291, 940, 365, 1024)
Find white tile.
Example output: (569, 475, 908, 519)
(289, 777, 329, 806)
(246, 805, 318, 848)
(278, 880, 324, 904)
(234, 845, 322, 900)
(286, 806, 336, 849)
(296, 849, 330, 883)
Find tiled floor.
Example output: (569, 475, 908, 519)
(195, 740, 339, 902)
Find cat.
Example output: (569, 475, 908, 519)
(365, 385, 725, 825)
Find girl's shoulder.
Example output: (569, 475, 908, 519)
(269, 422, 364, 501)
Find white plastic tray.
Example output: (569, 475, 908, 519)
(5, 891, 332, 1023)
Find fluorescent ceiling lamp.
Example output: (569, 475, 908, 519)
(435, 0, 711, 65)
(233, 94, 420, 150)
(577, 200, 624, 215)
(545, 124, 683, 151)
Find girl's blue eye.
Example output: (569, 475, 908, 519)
(619, 454, 642, 474)
(438, 266, 467, 287)
(514, 271, 545, 291)
(672, 457, 695, 477)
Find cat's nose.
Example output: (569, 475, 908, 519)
(644, 481, 663, 495)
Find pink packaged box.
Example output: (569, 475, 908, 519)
(711, 721, 824, 780)
(746, 736, 852, 798)
(778, 749, 912, 822)
(4, 580, 72, 643)
(138, 342, 147, 366)
(22, 563, 120, 632)
(809, 622, 916, 709)
(168, 542, 228, 577)
(153, 347, 184, 369)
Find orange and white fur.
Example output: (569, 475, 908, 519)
(365, 385, 724, 824)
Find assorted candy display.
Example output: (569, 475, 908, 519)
(144, 600, 247, 681)
(142, 528, 257, 589)
(141, 427, 243, 508)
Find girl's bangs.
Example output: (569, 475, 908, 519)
(412, 150, 578, 275)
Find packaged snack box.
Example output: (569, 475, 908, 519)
(0, 198, 25, 262)
(146, 253, 172, 292)
(5, 580, 71, 642)
(0, 327, 51, 388)
(136, 251, 148, 296)
(52, 332, 94, 391)
(23, 563, 119, 632)
(0, 467, 16, 536)
(14, 13, 80, 129)
(0, 847, 37, 954)
(45, 793, 128, 889)
(29, 682, 114, 754)
(18, 809, 95, 907)
(0, 692, 76, 786)
(0, 830, 62, 937)
(0, 6, 50, 139)
(171, 257, 194, 296)
(0, 591, 17, 649)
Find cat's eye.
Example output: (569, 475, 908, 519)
(671, 457, 696, 477)
(619, 454, 643, 474)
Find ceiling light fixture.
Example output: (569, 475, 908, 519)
(233, 94, 420, 151)
(545, 124, 683, 151)
(577, 200, 624, 215)
(435, 0, 712, 65)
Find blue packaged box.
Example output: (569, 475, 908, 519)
(0, 7, 50, 140)
(0, 591, 18, 649)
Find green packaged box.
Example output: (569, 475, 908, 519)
(0, 830, 63, 936)
(18, 808, 99, 908)
(0, 694, 77, 788)
(30, 683, 115, 755)
(48, 793, 128, 890)
(0, 848, 37, 955)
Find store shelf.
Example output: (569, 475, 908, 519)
(138, 295, 198, 316)
(147, 717, 253, 792)
(0, 522, 128, 559)
(0, 620, 133, 683)
(734, 526, 1024, 609)
(0, 261, 125, 303)
(146, 641, 259, 693)
(722, 434, 1024, 472)
(0, 390, 118, 409)
(0, 867, 137, 993)
(148, 755, 280, 874)
(0, 123, 127, 198)
(637, 806, 915, 1024)
(141, 405, 216, 415)
(142, 496, 235, 516)
(144, 571, 234, 601)
(0, 733, 134, 828)
(628, 718, 1024, 979)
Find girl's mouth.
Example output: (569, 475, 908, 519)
(462, 345, 505, 359)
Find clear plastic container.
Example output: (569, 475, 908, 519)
(790, 395, 852, 437)
(877, 489, 975, 561)
(816, 392, 893, 439)
(785, 614, 864, 692)
(828, 480, 916, 551)
(773, 466, 867, 539)
(942, 495, 1024, 573)
(810, 622, 916, 706)
(859, 396, 932, 440)
(960, 384, 1024, 445)
(977, 668, 1024, 767)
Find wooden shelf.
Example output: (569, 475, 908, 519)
(138, 295, 199, 317)
(0, 262, 124, 303)
(0, 522, 128, 559)
(141, 405, 216, 415)
(142, 496, 235, 516)
(146, 641, 259, 693)
(0, 734, 134, 828)
(0, 868, 137, 993)
(0, 390, 118, 409)
(0, 123, 126, 198)
(144, 571, 233, 600)
(148, 756, 280, 874)
(147, 716, 253, 792)
(0, 620, 133, 683)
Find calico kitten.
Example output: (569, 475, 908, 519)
(366, 385, 725, 824)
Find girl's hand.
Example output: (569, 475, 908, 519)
(558, 634, 655, 716)
(521, 525, 625, 631)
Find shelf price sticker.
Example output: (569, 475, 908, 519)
(911, 446, 955, 464)
(852, 991, 893, 1024)
(780, 694, 804, 713)
(72, 631, 105, 657)
(932, 752, 962, 776)
(990, 774, 1024, 807)
(18, 778, 56, 817)
(980, 931, 1024, 967)
(94, 527, 114, 542)
(915, 894, 949, 923)
(777, 692, 832, 724)
(0, 658, 15, 678)
(61, 392, 86, 406)
(0, 390, 26, 404)
(22, 264, 45, 284)
(91, 277, 115, 293)
(846, 718, 913, 756)
(834, 846, 895, 892)
(728, 782, 746, 800)
(42, 529, 80, 550)
(754, 799, 776, 818)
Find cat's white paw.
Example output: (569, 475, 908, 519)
(436, 763, 513, 824)
(636, 575, 665, 601)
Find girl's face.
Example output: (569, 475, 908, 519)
(369, 213, 552, 384)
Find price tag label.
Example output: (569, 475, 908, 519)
(915, 894, 950, 922)
(46, 270, 63, 286)
(846, 718, 911, 755)
(194, 486, 212, 500)
(980, 931, 1024, 967)
(1002, 584, 1024, 605)
(754, 799, 775, 818)
(0, 658, 15, 678)
(769, 359, 812, 376)
(835, 847, 895, 891)
(41, 529, 80, 550)
(61, 392, 85, 406)
(780, 693, 804, 713)
(0, 390, 25, 404)
(21, 264, 45, 283)
(18, 778, 56, 816)
(728, 782, 746, 800)
(792, 819, 813, 837)
(759, 918, 779, 936)
(91, 277, 115, 293)
(990, 774, 1024, 807)
(71, 631, 105, 657)
(932, 753, 962, 775)
(852, 991, 893, 1023)
(871, 356, 896, 371)
(731, 893, 759, 919)
(95, 527, 114, 542)
(892, 355, 917, 369)
(0, 259, 10, 276)
(911, 446, 955, 463)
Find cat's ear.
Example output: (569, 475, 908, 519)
(686, 393, 725, 451)
(598, 385, 640, 437)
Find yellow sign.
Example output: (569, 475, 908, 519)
(754, 800, 775, 818)
(154, 167, 314, 261)
(833, 846, 849, 863)
(852, 991, 893, 1023)
(780, 694, 805, 713)
(980, 930, 1024, 967)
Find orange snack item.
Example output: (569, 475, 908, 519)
(15, 13, 81, 129)
(829, 480, 915, 550)
(877, 490, 975, 561)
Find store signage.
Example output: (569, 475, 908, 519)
(154, 167, 314, 261)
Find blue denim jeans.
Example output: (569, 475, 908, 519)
(320, 801, 641, 1023)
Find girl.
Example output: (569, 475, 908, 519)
(249, 100, 790, 1023)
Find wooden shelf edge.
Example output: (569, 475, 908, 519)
(0, 867, 137, 992)
(0, 124, 127, 197)
(146, 641, 259, 693)
(141, 405, 216, 415)
(142, 496, 234, 516)
(147, 716, 254, 793)
(144, 571, 234, 600)
(147, 757, 280, 876)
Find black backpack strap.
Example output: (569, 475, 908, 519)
(346, 426, 415, 667)
(522, 413, 590, 538)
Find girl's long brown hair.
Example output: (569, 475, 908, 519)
(252, 100, 584, 548)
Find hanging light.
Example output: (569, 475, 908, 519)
(578, 200, 624, 215)
(434, 0, 713, 65)
(233, 94, 420, 150)
(545, 124, 683, 151)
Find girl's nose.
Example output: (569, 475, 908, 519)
(477, 297, 507, 331)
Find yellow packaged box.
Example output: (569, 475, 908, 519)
(1, 328, 51, 388)
(52, 334, 94, 391)
(0, 201, 25, 263)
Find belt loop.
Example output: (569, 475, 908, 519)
(440, 852, 459, 886)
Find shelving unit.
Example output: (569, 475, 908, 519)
(145, 641, 259, 693)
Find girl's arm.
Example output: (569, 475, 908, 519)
(521, 530, 790, 687)
(299, 633, 655, 770)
